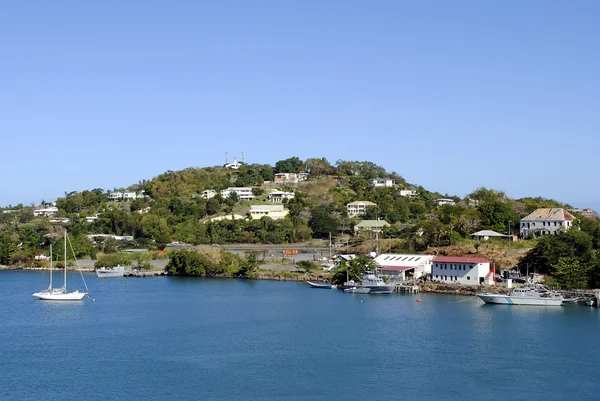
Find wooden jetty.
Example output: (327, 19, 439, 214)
(394, 283, 420, 294)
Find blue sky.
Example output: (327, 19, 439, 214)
(1, 1, 599, 209)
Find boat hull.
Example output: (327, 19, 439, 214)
(344, 287, 371, 294)
(96, 270, 125, 278)
(307, 281, 336, 289)
(32, 290, 86, 301)
(365, 285, 394, 294)
(478, 294, 563, 306)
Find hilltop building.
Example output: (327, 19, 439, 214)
(520, 208, 574, 238)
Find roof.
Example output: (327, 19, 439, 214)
(250, 204, 285, 212)
(355, 220, 390, 228)
(521, 208, 574, 222)
(470, 230, 505, 237)
(347, 201, 377, 206)
(336, 254, 356, 261)
(380, 266, 413, 271)
(374, 253, 434, 268)
(433, 256, 490, 264)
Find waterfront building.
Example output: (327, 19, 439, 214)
(375, 253, 434, 281)
(431, 256, 493, 285)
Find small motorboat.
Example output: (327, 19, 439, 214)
(344, 287, 371, 294)
(307, 281, 336, 289)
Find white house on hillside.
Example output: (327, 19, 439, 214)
(436, 198, 456, 206)
(268, 191, 295, 203)
(375, 254, 434, 281)
(431, 256, 493, 285)
(520, 208, 575, 238)
(200, 189, 217, 199)
(398, 190, 418, 198)
(347, 201, 377, 217)
(33, 206, 59, 217)
(220, 187, 255, 200)
(370, 178, 394, 188)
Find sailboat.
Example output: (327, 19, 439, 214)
(32, 230, 88, 301)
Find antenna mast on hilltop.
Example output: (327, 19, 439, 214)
(241, 150, 245, 163)
(225, 151, 228, 164)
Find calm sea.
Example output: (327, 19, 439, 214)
(1, 271, 599, 401)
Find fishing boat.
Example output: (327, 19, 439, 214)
(32, 230, 89, 301)
(307, 281, 336, 289)
(478, 285, 563, 306)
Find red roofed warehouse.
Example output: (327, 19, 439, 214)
(432, 256, 493, 286)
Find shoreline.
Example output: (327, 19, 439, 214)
(2, 265, 507, 295)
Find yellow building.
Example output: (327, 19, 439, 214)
(249, 204, 289, 220)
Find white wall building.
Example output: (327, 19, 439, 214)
(201, 189, 217, 199)
(375, 254, 434, 281)
(347, 201, 377, 217)
(220, 187, 255, 200)
(33, 206, 59, 217)
(268, 191, 295, 203)
(370, 178, 394, 187)
(431, 256, 493, 285)
(123, 191, 137, 200)
(436, 198, 456, 206)
(225, 157, 243, 170)
(108, 192, 123, 200)
(398, 190, 418, 198)
(520, 208, 575, 238)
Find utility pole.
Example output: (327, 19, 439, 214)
(375, 232, 379, 255)
(329, 232, 332, 259)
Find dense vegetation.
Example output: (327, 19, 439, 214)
(2, 156, 599, 287)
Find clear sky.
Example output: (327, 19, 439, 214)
(2, 1, 599, 209)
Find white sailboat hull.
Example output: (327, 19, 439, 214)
(33, 289, 86, 301)
(478, 294, 563, 306)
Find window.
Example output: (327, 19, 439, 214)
(436, 275, 439, 279)
(467, 276, 471, 280)
(469, 265, 473, 268)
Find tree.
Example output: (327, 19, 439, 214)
(551, 257, 589, 289)
(237, 254, 259, 277)
(308, 207, 339, 239)
(297, 260, 317, 274)
(165, 249, 213, 276)
(274, 157, 304, 174)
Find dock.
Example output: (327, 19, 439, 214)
(123, 270, 167, 277)
(394, 283, 420, 294)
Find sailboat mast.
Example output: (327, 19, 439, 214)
(49, 243, 53, 290)
(64, 229, 67, 291)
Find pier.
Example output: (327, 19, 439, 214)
(123, 270, 167, 277)
(394, 283, 420, 294)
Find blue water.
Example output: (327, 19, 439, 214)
(1, 271, 600, 401)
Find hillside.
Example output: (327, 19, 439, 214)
(3, 156, 600, 288)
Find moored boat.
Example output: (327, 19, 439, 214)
(343, 271, 394, 294)
(344, 287, 371, 294)
(478, 285, 563, 306)
(307, 281, 336, 289)
(96, 265, 129, 278)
